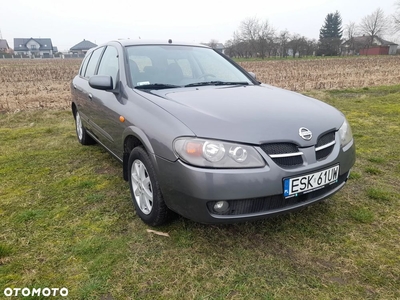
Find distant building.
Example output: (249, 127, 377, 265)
(342, 36, 398, 56)
(70, 39, 97, 55)
(0, 39, 12, 53)
(14, 38, 56, 57)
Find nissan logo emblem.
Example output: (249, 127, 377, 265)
(299, 127, 312, 140)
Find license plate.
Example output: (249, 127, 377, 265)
(283, 165, 339, 198)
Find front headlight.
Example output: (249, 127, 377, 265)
(338, 118, 353, 147)
(173, 138, 265, 168)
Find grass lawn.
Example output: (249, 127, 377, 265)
(1, 85, 399, 299)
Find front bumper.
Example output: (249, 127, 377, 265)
(157, 139, 355, 224)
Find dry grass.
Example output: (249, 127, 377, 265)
(0, 59, 80, 112)
(1, 56, 400, 112)
(239, 56, 400, 91)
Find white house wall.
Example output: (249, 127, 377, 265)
(26, 40, 40, 50)
(389, 45, 397, 55)
(23, 40, 53, 56)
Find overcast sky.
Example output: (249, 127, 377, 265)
(0, 0, 398, 51)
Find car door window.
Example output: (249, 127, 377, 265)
(79, 54, 90, 77)
(97, 46, 119, 89)
(84, 47, 104, 78)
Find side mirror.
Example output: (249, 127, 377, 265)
(248, 72, 256, 80)
(89, 75, 113, 91)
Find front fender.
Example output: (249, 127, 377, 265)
(122, 125, 156, 155)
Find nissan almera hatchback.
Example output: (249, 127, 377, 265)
(71, 40, 355, 226)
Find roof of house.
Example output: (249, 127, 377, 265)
(14, 38, 53, 51)
(377, 37, 398, 46)
(0, 39, 10, 49)
(70, 39, 97, 51)
(343, 36, 398, 46)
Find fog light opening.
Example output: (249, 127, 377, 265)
(214, 201, 230, 214)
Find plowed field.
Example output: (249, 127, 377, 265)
(1, 56, 400, 112)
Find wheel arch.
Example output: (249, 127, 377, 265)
(122, 126, 157, 181)
(71, 102, 77, 118)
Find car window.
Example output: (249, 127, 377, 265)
(192, 50, 240, 81)
(79, 54, 91, 77)
(84, 47, 104, 78)
(97, 46, 119, 89)
(129, 56, 152, 72)
(167, 58, 193, 78)
(126, 45, 251, 87)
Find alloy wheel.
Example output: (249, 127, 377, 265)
(131, 159, 153, 215)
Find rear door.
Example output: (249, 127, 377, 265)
(88, 45, 124, 156)
(72, 47, 105, 132)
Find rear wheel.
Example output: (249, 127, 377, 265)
(74, 110, 95, 145)
(128, 146, 172, 226)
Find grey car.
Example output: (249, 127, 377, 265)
(71, 39, 355, 226)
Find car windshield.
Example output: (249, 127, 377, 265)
(125, 45, 254, 89)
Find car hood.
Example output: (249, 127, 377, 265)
(144, 85, 344, 146)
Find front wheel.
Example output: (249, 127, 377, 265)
(128, 146, 172, 226)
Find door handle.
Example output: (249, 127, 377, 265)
(88, 93, 93, 100)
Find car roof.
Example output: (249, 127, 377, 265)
(83, 39, 212, 58)
(109, 39, 210, 48)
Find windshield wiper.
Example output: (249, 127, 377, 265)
(184, 81, 249, 87)
(135, 83, 181, 90)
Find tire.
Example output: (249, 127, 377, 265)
(74, 110, 95, 145)
(128, 146, 172, 226)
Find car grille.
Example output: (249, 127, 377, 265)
(260, 132, 337, 167)
(316, 132, 336, 161)
(260, 143, 303, 167)
(207, 172, 349, 216)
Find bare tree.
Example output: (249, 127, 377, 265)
(259, 20, 275, 58)
(344, 22, 358, 40)
(226, 31, 251, 58)
(304, 39, 318, 56)
(288, 34, 309, 58)
(233, 30, 252, 58)
(277, 30, 290, 57)
(239, 17, 259, 56)
(343, 21, 359, 54)
(239, 17, 275, 58)
(394, 0, 400, 33)
(208, 39, 219, 49)
(288, 34, 301, 58)
(359, 8, 390, 43)
(224, 39, 234, 57)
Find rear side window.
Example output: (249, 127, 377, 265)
(97, 46, 119, 89)
(84, 47, 104, 78)
(79, 54, 90, 77)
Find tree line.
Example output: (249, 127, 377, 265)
(217, 2, 400, 58)
(223, 18, 318, 59)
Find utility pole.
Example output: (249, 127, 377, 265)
(0, 29, 3, 39)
